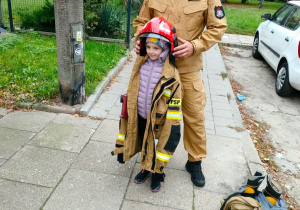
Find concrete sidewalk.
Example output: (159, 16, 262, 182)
(0, 34, 263, 210)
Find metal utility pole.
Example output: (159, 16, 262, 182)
(126, 0, 131, 49)
(0, 0, 3, 27)
(7, 0, 14, 31)
(54, 0, 85, 105)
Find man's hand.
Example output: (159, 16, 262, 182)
(134, 40, 141, 55)
(172, 38, 194, 58)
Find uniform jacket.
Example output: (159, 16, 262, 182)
(112, 55, 183, 174)
(138, 49, 169, 119)
(133, 0, 227, 73)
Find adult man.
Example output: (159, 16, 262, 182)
(133, 0, 227, 187)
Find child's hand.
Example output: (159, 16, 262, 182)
(134, 40, 141, 55)
(173, 38, 194, 58)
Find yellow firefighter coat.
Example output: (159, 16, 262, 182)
(112, 55, 182, 174)
(133, 0, 228, 73)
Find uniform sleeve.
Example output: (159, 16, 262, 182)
(132, 0, 152, 40)
(191, 0, 227, 56)
(154, 80, 182, 173)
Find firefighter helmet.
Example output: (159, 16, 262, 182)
(139, 17, 178, 56)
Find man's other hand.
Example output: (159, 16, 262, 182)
(134, 40, 141, 55)
(173, 38, 194, 58)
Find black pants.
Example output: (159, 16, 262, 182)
(138, 114, 147, 146)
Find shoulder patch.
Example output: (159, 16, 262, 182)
(214, 6, 225, 19)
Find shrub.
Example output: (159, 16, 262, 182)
(19, 0, 55, 32)
(85, 3, 125, 38)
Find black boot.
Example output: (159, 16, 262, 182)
(185, 160, 205, 187)
(264, 174, 282, 206)
(134, 169, 151, 184)
(242, 172, 265, 198)
(151, 173, 165, 192)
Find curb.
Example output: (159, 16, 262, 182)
(79, 52, 130, 116)
(216, 44, 265, 176)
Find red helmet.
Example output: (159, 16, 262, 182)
(139, 17, 178, 56)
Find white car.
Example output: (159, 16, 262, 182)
(252, 1, 300, 96)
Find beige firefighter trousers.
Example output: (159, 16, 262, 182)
(180, 71, 207, 162)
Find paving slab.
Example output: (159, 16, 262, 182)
(206, 129, 216, 135)
(106, 114, 121, 120)
(0, 111, 56, 132)
(91, 119, 119, 143)
(0, 145, 77, 187)
(194, 189, 227, 210)
(0, 108, 8, 118)
(212, 101, 231, 111)
(121, 200, 178, 210)
(205, 111, 213, 121)
(109, 105, 122, 116)
(0, 127, 35, 159)
(88, 107, 109, 118)
(213, 109, 233, 119)
(201, 160, 248, 195)
(0, 159, 5, 166)
(105, 81, 128, 95)
(214, 117, 236, 127)
(126, 166, 193, 210)
(215, 126, 240, 139)
(43, 169, 128, 210)
(209, 84, 226, 91)
(205, 119, 215, 130)
(205, 134, 246, 164)
(71, 141, 136, 177)
(28, 122, 94, 153)
(211, 95, 229, 103)
(204, 104, 212, 113)
(52, 113, 101, 129)
(0, 178, 52, 210)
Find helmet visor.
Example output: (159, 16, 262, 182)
(139, 33, 170, 43)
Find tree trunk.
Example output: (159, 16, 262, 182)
(54, 0, 85, 105)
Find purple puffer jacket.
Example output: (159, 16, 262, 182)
(137, 49, 169, 119)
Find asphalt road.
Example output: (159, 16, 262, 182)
(221, 46, 300, 208)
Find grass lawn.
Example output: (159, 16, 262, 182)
(0, 32, 126, 103)
(223, 0, 285, 35)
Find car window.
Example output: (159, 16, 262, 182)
(271, 4, 292, 25)
(283, 6, 300, 30)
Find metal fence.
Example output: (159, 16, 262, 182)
(0, 0, 142, 45)
(0, 0, 54, 31)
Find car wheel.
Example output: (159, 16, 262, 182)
(275, 62, 293, 97)
(252, 34, 262, 59)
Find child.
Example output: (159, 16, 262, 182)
(111, 17, 182, 192)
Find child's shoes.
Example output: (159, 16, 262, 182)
(134, 169, 151, 184)
(151, 173, 165, 192)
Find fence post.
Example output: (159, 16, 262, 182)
(126, 0, 131, 49)
(7, 0, 13, 32)
(0, 0, 3, 27)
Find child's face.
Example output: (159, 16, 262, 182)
(146, 42, 163, 61)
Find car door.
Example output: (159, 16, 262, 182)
(260, 4, 293, 65)
(269, 5, 300, 69)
